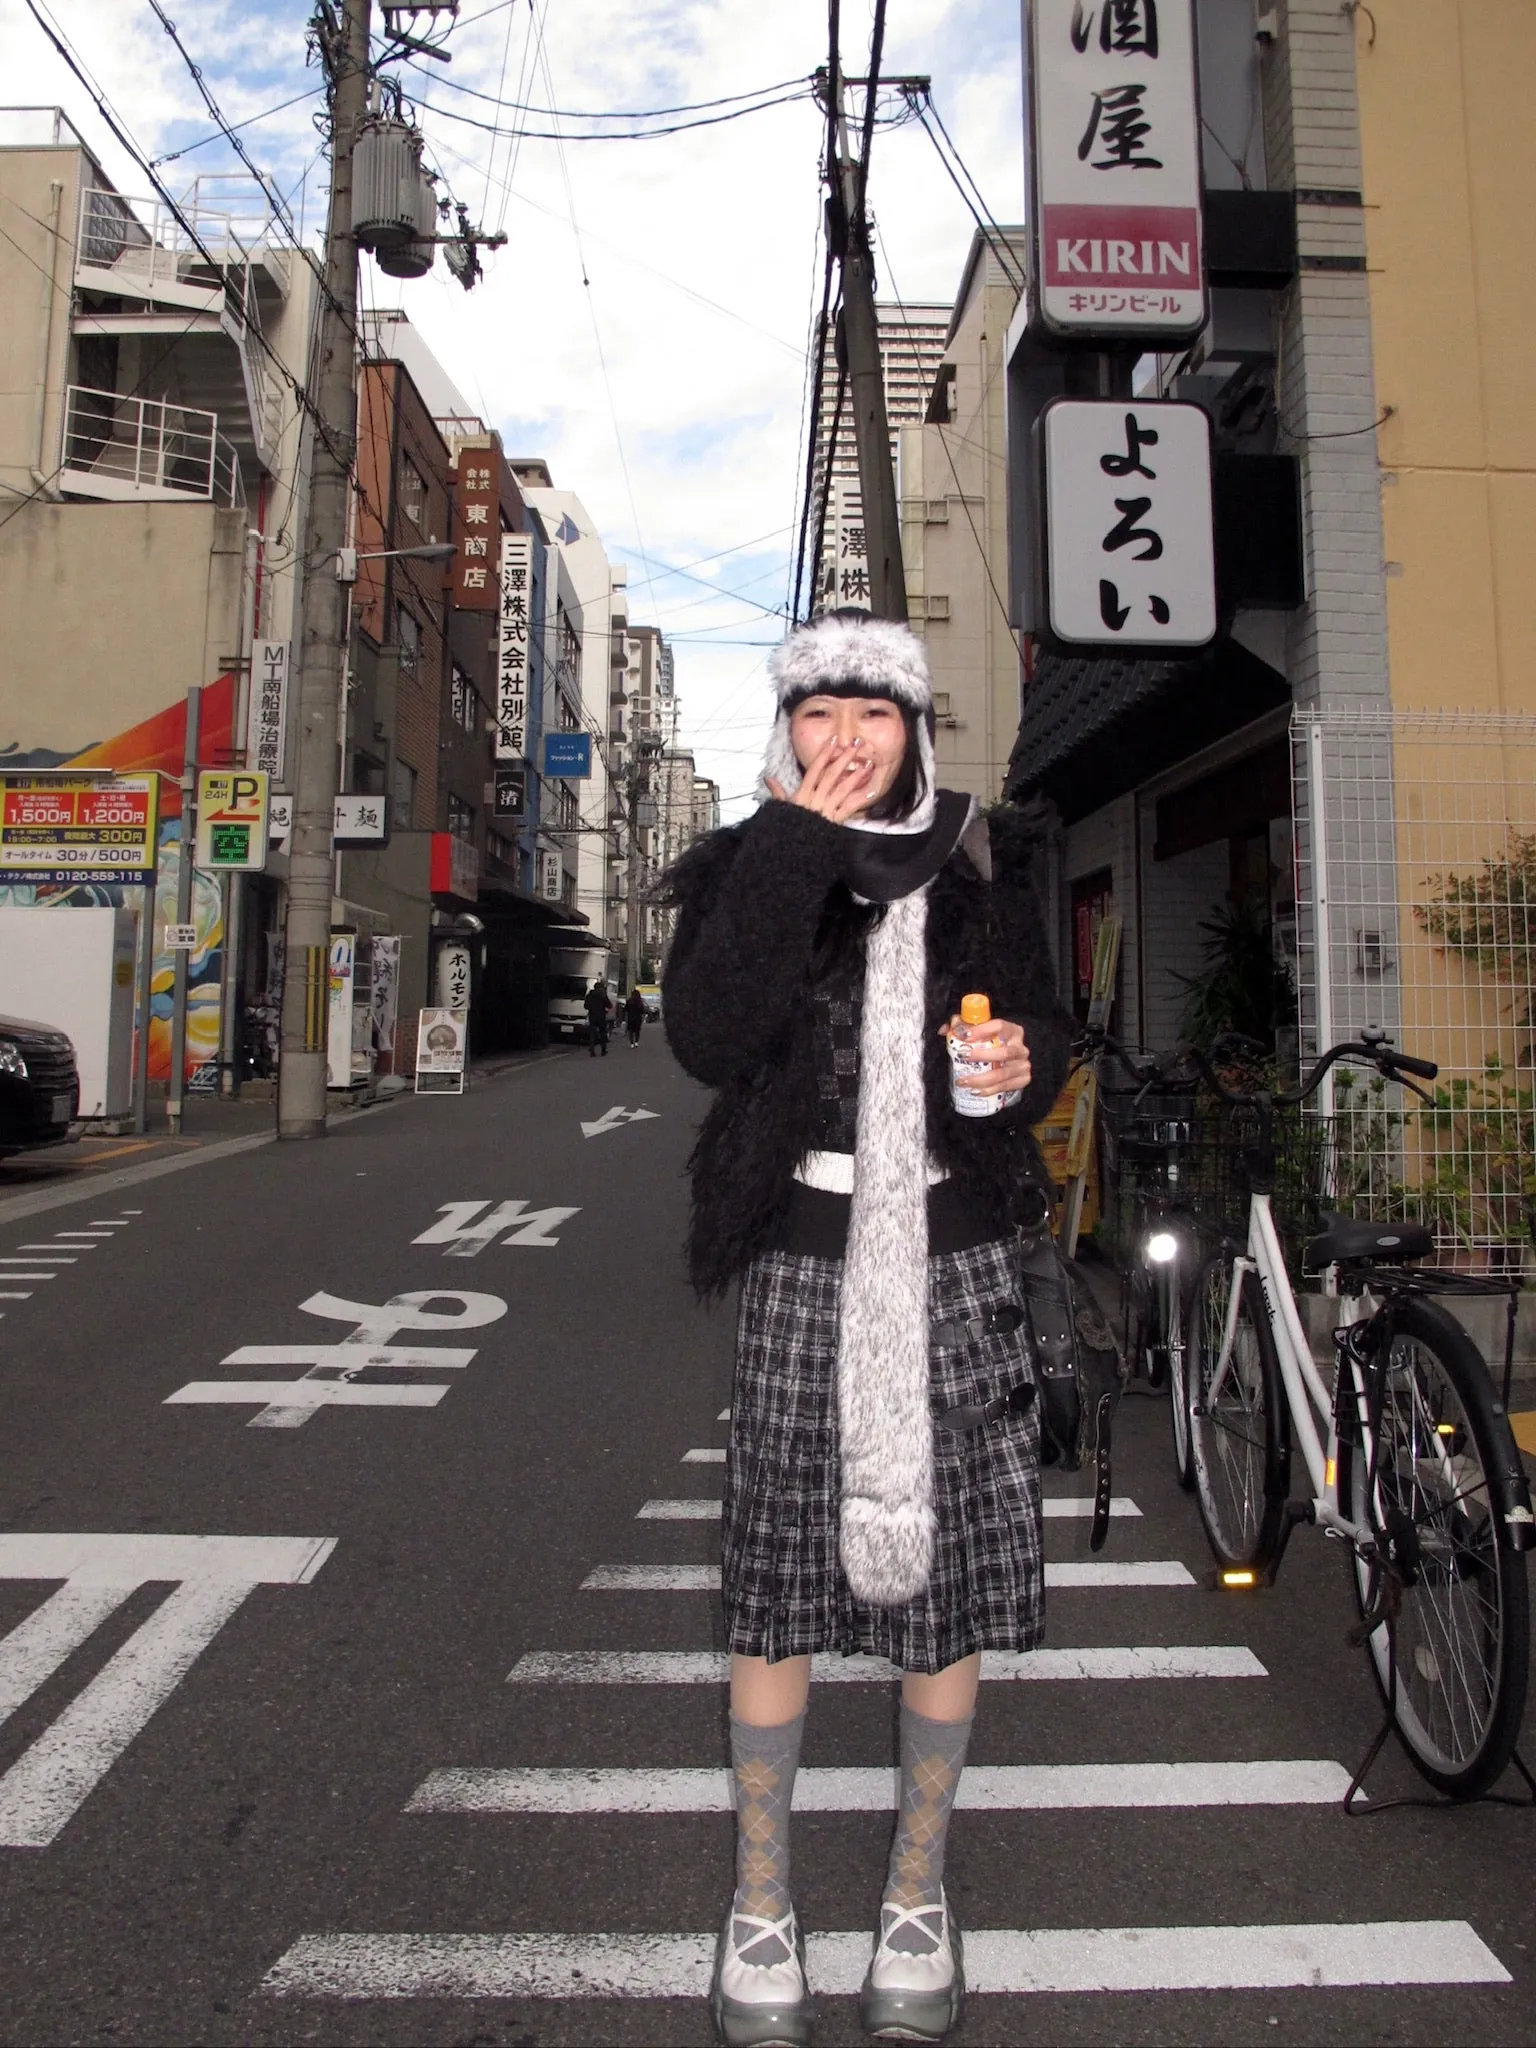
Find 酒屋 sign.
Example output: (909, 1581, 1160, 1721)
(1026, 0, 1205, 341)
(1040, 399, 1215, 648)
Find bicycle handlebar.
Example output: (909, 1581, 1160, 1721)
(1078, 1027, 1438, 1110)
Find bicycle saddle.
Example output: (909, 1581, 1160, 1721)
(1302, 1212, 1434, 1271)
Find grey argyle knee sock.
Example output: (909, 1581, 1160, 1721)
(730, 1710, 805, 1964)
(883, 1703, 974, 1953)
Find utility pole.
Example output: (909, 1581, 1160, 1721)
(278, 0, 371, 1139)
(623, 739, 656, 990)
(823, 9, 908, 624)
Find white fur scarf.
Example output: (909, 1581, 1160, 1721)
(837, 879, 936, 1605)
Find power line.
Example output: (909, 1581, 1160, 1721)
(916, 100, 1025, 296)
(403, 65, 815, 122)
(149, 85, 323, 169)
(406, 86, 811, 144)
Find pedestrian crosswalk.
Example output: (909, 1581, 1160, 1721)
(0, 1214, 138, 1309)
(264, 1396, 1518, 2026)
(265, 1921, 1511, 2001)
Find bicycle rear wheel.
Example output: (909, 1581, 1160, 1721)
(1166, 1258, 1195, 1490)
(1186, 1255, 1290, 1572)
(1337, 1296, 1530, 1800)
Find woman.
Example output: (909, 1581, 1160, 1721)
(624, 985, 646, 1047)
(663, 611, 1070, 2048)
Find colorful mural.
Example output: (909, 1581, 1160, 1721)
(0, 675, 236, 1084)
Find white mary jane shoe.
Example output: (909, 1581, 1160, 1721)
(858, 1892, 965, 2043)
(710, 1905, 813, 2048)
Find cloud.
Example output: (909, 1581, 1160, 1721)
(7, 0, 1026, 813)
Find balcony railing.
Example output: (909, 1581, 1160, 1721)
(75, 180, 291, 297)
(60, 386, 244, 508)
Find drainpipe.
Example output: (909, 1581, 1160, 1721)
(30, 179, 64, 487)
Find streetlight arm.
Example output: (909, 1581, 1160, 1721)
(335, 542, 457, 583)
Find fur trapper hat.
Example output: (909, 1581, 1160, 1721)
(761, 611, 936, 802)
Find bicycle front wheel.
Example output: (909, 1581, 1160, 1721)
(1337, 1296, 1530, 1800)
(1187, 1256, 1290, 1572)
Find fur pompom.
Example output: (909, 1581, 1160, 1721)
(840, 1495, 937, 1606)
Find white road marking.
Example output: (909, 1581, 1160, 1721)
(505, 1646, 1267, 1685)
(681, 1449, 725, 1464)
(635, 1497, 1142, 1521)
(413, 1201, 582, 1256)
(716, 1408, 730, 1421)
(88, 1221, 130, 1227)
(12, 1251, 80, 1259)
(0, 1273, 59, 1282)
(263, 1921, 1510, 2000)
(407, 1759, 1351, 1814)
(168, 1382, 452, 1416)
(165, 1289, 506, 1427)
(580, 1562, 1196, 1591)
(0, 1533, 334, 1847)
(0, 1292, 33, 1300)
(1045, 1497, 1142, 1519)
(49, 1233, 113, 1241)
(580, 1106, 659, 1139)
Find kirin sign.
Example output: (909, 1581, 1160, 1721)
(1026, 0, 1206, 341)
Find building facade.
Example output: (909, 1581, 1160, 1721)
(1003, 0, 1536, 1264)
(0, 107, 316, 1090)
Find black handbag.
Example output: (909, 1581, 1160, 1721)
(1016, 1225, 1126, 1550)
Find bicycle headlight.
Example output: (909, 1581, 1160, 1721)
(0, 1040, 27, 1080)
(1145, 1230, 1179, 1265)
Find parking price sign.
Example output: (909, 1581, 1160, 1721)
(0, 775, 159, 883)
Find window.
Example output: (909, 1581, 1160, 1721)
(391, 758, 417, 829)
(447, 792, 475, 842)
(450, 663, 477, 734)
(396, 605, 421, 677)
(400, 455, 425, 528)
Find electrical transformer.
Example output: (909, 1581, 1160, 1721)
(352, 119, 438, 279)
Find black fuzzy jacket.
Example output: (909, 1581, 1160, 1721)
(662, 798, 1073, 1296)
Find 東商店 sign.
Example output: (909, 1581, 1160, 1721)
(1026, 0, 1206, 341)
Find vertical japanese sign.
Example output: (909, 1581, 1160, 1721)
(1027, 0, 1205, 340)
(497, 532, 533, 762)
(538, 849, 561, 900)
(833, 484, 872, 612)
(1041, 399, 1215, 647)
(326, 930, 356, 1090)
(453, 452, 500, 610)
(247, 641, 289, 780)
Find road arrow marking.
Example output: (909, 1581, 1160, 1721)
(580, 1106, 659, 1139)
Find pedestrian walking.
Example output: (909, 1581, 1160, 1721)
(583, 978, 612, 1057)
(662, 611, 1071, 2046)
(624, 986, 645, 1047)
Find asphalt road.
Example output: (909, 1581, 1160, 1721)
(0, 1034, 1531, 2047)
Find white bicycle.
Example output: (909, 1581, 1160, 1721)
(1170, 1032, 1533, 1802)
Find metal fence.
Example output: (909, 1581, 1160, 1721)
(1292, 708, 1536, 1272)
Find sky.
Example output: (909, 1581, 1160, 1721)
(2, 0, 1028, 815)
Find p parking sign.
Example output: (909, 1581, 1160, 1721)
(195, 770, 270, 871)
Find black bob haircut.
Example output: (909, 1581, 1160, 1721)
(780, 679, 932, 823)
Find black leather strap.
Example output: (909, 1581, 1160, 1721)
(931, 1304, 1025, 1348)
(936, 1379, 1037, 1434)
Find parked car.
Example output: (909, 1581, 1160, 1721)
(633, 982, 662, 1021)
(0, 1015, 80, 1159)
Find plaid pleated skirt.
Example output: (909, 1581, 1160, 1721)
(722, 1235, 1045, 1674)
